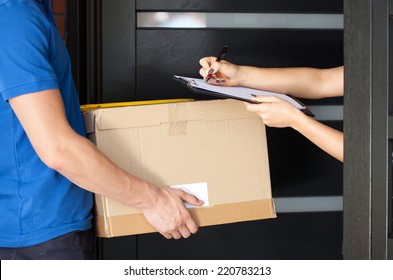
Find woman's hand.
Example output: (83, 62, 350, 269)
(244, 96, 304, 128)
(199, 56, 241, 87)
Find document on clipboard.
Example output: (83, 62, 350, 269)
(173, 75, 314, 116)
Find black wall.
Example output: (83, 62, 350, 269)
(77, 0, 344, 259)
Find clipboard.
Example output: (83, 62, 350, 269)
(173, 75, 314, 117)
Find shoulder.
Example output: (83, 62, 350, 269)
(0, 0, 56, 101)
(0, 0, 40, 13)
(0, 1, 51, 48)
(0, 1, 49, 32)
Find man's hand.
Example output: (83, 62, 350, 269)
(141, 185, 204, 239)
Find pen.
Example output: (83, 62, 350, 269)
(205, 45, 228, 83)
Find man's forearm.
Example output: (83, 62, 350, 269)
(51, 131, 156, 209)
(9, 89, 155, 209)
(9, 89, 201, 238)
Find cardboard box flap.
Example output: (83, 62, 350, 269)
(82, 99, 193, 133)
(96, 199, 276, 237)
(85, 99, 257, 132)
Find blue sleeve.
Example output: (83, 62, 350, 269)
(0, 2, 59, 102)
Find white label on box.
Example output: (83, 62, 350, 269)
(170, 182, 209, 208)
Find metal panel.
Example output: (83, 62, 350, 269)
(274, 196, 343, 213)
(66, 0, 100, 104)
(97, 0, 344, 260)
(344, 0, 392, 259)
(136, 29, 343, 100)
(343, 0, 372, 259)
(137, 213, 343, 260)
(66, 0, 85, 103)
(136, 0, 343, 13)
(137, 13, 343, 29)
(371, 0, 390, 260)
(101, 0, 136, 102)
(86, 0, 102, 104)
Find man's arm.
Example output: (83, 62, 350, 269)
(9, 89, 203, 239)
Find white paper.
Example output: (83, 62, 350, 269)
(174, 75, 306, 110)
(170, 182, 209, 208)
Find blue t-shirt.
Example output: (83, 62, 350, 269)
(0, 0, 93, 247)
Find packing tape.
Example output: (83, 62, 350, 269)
(168, 103, 187, 136)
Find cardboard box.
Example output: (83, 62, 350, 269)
(83, 99, 276, 237)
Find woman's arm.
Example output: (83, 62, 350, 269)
(236, 66, 344, 99)
(199, 57, 343, 99)
(245, 96, 343, 162)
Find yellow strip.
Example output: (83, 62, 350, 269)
(80, 99, 194, 112)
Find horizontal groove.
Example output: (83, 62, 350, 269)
(308, 105, 343, 121)
(137, 12, 343, 29)
(273, 196, 343, 213)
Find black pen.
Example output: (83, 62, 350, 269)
(205, 45, 228, 83)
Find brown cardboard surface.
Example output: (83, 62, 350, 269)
(83, 99, 276, 237)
